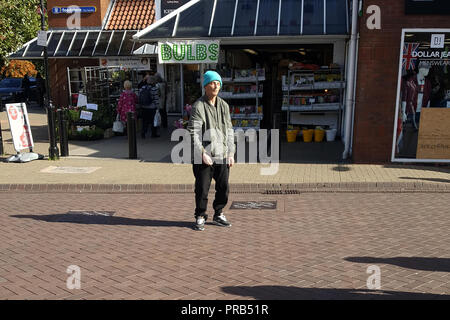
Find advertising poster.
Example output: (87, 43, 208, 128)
(392, 29, 450, 162)
(5, 103, 34, 152)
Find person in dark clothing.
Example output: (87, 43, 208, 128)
(36, 73, 46, 108)
(138, 72, 151, 89)
(187, 71, 235, 231)
(155, 73, 168, 128)
(22, 75, 31, 103)
(139, 76, 160, 138)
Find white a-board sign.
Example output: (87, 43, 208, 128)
(5, 103, 34, 152)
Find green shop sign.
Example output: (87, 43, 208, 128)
(158, 40, 220, 64)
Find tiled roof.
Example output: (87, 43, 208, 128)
(106, 0, 156, 30)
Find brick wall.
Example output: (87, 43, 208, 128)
(353, 0, 450, 163)
(48, 0, 111, 28)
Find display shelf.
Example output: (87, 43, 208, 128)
(283, 67, 344, 135)
(220, 92, 263, 99)
(231, 113, 263, 119)
(282, 103, 341, 111)
(233, 126, 260, 131)
(282, 81, 345, 91)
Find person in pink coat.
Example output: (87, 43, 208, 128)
(117, 80, 138, 123)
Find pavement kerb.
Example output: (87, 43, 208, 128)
(1, 182, 450, 193)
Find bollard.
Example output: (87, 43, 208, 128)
(57, 109, 69, 156)
(127, 111, 137, 159)
(0, 101, 3, 155)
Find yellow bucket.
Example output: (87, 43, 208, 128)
(303, 129, 314, 142)
(286, 130, 298, 142)
(314, 129, 325, 142)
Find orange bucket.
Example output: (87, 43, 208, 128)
(314, 129, 325, 142)
(302, 129, 314, 142)
(286, 130, 298, 142)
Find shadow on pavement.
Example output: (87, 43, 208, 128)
(221, 285, 449, 300)
(10, 213, 194, 229)
(345, 256, 450, 273)
(384, 164, 450, 174)
(399, 177, 450, 184)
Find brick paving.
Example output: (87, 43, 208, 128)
(0, 192, 449, 300)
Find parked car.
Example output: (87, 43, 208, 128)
(0, 77, 38, 109)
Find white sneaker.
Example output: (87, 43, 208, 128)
(195, 216, 205, 231)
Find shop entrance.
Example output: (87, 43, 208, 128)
(216, 44, 346, 163)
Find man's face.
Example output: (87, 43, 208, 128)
(205, 80, 221, 98)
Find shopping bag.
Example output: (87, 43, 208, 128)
(113, 114, 124, 133)
(154, 109, 161, 127)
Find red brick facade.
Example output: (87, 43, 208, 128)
(47, 0, 110, 28)
(353, 0, 450, 163)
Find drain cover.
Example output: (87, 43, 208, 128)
(67, 210, 115, 216)
(230, 201, 277, 210)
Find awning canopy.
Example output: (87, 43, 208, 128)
(8, 30, 156, 59)
(134, 0, 349, 42)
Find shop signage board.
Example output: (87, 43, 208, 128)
(405, 0, 450, 15)
(100, 58, 151, 71)
(392, 29, 450, 163)
(161, 0, 189, 17)
(158, 40, 220, 64)
(5, 103, 34, 152)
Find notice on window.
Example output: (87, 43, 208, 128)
(416, 108, 450, 159)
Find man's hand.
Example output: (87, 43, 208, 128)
(202, 152, 213, 166)
(227, 156, 235, 168)
(402, 111, 408, 123)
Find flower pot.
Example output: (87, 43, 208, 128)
(302, 129, 314, 142)
(326, 129, 337, 141)
(314, 129, 325, 142)
(286, 130, 298, 142)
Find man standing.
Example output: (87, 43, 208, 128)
(188, 70, 235, 231)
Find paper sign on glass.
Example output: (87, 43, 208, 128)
(77, 94, 87, 107)
(86, 103, 98, 110)
(431, 34, 445, 48)
(80, 110, 93, 121)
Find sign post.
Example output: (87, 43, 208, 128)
(40, 0, 59, 160)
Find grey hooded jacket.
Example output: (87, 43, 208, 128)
(187, 95, 235, 163)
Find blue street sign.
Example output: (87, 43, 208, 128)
(51, 6, 97, 14)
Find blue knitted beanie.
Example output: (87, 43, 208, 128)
(203, 70, 222, 88)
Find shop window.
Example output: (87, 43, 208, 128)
(55, 32, 76, 57)
(94, 32, 111, 56)
(303, 0, 324, 35)
(141, 16, 176, 39)
(80, 32, 100, 56)
(176, 0, 214, 37)
(280, 0, 302, 35)
(47, 32, 63, 56)
(210, 0, 235, 36)
(326, 0, 348, 34)
(256, 0, 279, 36)
(234, 0, 258, 36)
(106, 31, 125, 56)
(68, 32, 87, 56)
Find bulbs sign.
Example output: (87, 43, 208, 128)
(158, 40, 220, 64)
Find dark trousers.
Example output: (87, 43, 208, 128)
(160, 107, 168, 128)
(193, 162, 229, 219)
(141, 108, 157, 137)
